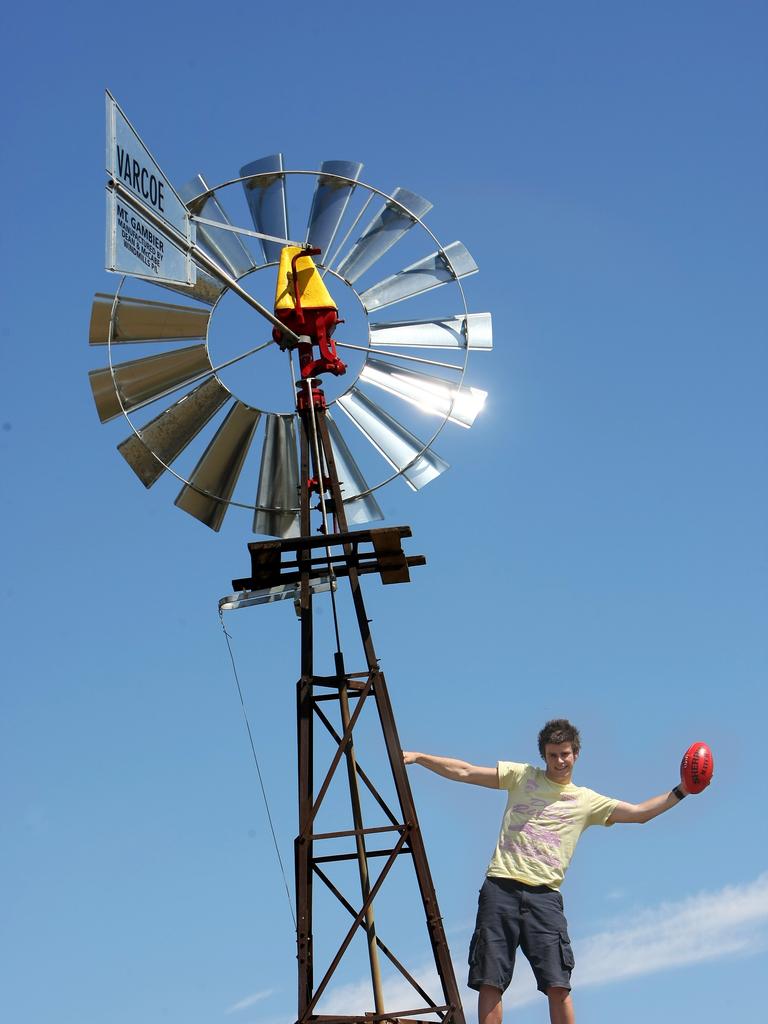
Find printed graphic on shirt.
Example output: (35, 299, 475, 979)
(486, 762, 617, 889)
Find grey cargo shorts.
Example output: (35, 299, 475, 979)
(468, 876, 575, 995)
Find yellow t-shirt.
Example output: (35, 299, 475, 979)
(486, 761, 618, 890)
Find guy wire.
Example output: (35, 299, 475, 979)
(218, 609, 297, 929)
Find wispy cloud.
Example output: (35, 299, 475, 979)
(226, 989, 275, 1014)
(245, 873, 768, 1021)
(575, 871, 768, 988)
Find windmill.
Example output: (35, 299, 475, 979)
(91, 92, 492, 1024)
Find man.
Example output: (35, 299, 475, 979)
(403, 719, 703, 1024)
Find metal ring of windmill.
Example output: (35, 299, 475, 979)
(90, 154, 492, 536)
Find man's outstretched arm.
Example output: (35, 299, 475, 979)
(403, 751, 499, 788)
(607, 782, 691, 824)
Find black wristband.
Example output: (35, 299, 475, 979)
(671, 785, 686, 801)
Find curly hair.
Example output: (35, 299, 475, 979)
(538, 719, 581, 759)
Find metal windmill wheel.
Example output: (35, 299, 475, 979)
(89, 155, 493, 535)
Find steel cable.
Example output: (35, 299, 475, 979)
(218, 609, 297, 929)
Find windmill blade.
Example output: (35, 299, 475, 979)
(359, 358, 487, 428)
(240, 154, 289, 264)
(325, 411, 384, 525)
(306, 160, 363, 259)
(337, 388, 448, 492)
(181, 174, 258, 279)
(253, 414, 300, 538)
(369, 312, 493, 351)
(175, 402, 261, 531)
(89, 344, 212, 423)
(334, 187, 432, 284)
(90, 293, 210, 345)
(117, 377, 231, 487)
(359, 242, 478, 313)
(156, 265, 224, 306)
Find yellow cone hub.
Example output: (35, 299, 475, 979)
(274, 246, 337, 312)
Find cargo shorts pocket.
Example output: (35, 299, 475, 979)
(559, 932, 575, 971)
(468, 929, 485, 967)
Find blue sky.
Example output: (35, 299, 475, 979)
(2, 3, 766, 1023)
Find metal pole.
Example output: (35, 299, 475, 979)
(296, 423, 314, 1018)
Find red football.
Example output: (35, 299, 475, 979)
(680, 742, 714, 793)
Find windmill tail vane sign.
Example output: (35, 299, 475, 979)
(92, 90, 493, 1024)
(105, 90, 196, 287)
